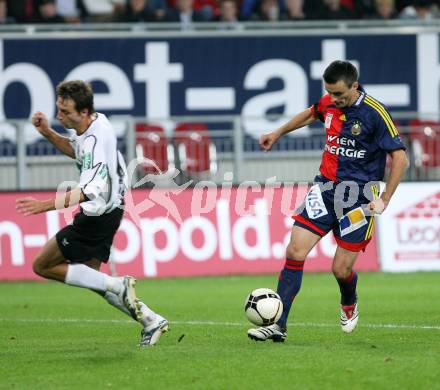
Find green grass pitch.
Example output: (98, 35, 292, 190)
(1, 273, 440, 390)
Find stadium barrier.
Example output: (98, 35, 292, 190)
(1, 26, 440, 188)
(0, 185, 379, 281)
(1, 117, 439, 192)
(2, 181, 440, 280)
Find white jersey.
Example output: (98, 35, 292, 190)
(69, 113, 128, 216)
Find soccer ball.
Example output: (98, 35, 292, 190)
(244, 288, 283, 326)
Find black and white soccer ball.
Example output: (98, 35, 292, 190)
(244, 288, 283, 326)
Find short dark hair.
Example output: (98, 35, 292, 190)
(56, 80, 95, 114)
(323, 61, 358, 86)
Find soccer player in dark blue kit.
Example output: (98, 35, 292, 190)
(248, 60, 409, 341)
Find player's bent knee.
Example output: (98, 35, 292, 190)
(332, 264, 351, 280)
(32, 262, 44, 277)
(32, 256, 48, 277)
(285, 242, 307, 261)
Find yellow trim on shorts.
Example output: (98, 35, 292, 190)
(365, 217, 374, 240)
(365, 184, 379, 240)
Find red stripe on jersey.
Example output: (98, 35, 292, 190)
(320, 150, 339, 182)
(316, 95, 344, 182)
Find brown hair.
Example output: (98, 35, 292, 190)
(56, 80, 95, 114)
(323, 60, 358, 87)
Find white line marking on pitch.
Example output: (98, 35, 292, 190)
(1, 318, 439, 331)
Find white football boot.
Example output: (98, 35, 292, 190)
(340, 303, 359, 333)
(140, 315, 170, 347)
(247, 324, 287, 342)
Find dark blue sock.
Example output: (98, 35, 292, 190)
(276, 258, 304, 330)
(336, 271, 358, 306)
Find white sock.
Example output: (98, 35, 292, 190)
(138, 301, 157, 327)
(103, 292, 156, 326)
(65, 264, 122, 294)
(104, 291, 133, 318)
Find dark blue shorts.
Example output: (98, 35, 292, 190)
(293, 175, 379, 252)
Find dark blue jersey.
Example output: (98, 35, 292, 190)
(311, 91, 406, 184)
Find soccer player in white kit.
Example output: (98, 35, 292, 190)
(16, 80, 169, 347)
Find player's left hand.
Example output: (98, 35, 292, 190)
(16, 197, 47, 216)
(367, 198, 388, 215)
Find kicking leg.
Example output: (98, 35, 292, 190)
(276, 225, 321, 329)
(248, 225, 320, 342)
(100, 288, 169, 347)
(33, 237, 69, 282)
(101, 288, 169, 347)
(86, 259, 169, 347)
(83, 259, 137, 320)
(33, 237, 138, 314)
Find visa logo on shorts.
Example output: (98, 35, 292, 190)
(306, 185, 328, 219)
(339, 207, 368, 236)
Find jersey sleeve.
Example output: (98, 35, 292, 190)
(78, 134, 109, 201)
(310, 94, 330, 123)
(373, 110, 406, 152)
(68, 133, 82, 167)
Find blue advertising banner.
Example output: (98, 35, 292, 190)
(0, 32, 439, 140)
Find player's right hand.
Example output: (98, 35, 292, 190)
(16, 197, 47, 216)
(259, 132, 279, 152)
(367, 198, 387, 215)
(32, 112, 50, 136)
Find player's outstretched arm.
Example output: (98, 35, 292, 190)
(32, 111, 75, 159)
(259, 108, 316, 152)
(368, 149, 409, 214)
(16, 188, 86, 216)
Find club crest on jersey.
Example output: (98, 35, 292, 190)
(325, 113, 333, 129)
(351, 121, 362, 136)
